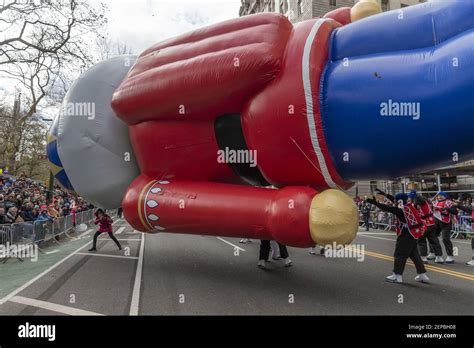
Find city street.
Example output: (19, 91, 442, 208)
(0, 218, 472, 315)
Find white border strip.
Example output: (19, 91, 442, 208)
(0, 236, 92, 305)
(216, 237, 245, 252)
(302, 19, 337, 189)
(129, 232, 145, 315)
(76, 252, 139, 260)
(0, 219, 121, 305)
(115, 226, 126, 235)
(10, 295, 104, 316)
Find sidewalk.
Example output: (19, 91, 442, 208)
(0, 227, 96, 299)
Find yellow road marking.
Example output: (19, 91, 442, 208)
(345, 246, 474, 281)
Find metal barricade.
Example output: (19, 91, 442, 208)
(451, 215, 472, 239)
(1, 209, 98, 262)
(64, 214, 74, 232)
(86, 209, 94, 221)
(359, 209, 396, 232)
(1, 224, 21, 263)
(0, 225, 13, 246)
(11, 222, 34, 245)
(32, 220, 54, 245)
(75, 212, 83, 225)
(53, 217, 66, 237)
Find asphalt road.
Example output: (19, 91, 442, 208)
(0, 219, 473, 315)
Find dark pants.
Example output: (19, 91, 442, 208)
(393, 229, 426, 275)
(363, 214, 370, 231)
(259, 240, 289, 260)
(362, 214, 370, 231)
(418, 225, 442, 256)
(434, 219, 453, 256)
(92, 231, 122, 250)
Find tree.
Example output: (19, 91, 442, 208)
(0, 0, 108, 120)
(0, 90, 49, 181)
(0, 0, 108, 174)
(95, 35, 135, 62)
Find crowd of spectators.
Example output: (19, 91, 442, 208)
(0, 171, 94, 226)
(354, 195, 393, 230)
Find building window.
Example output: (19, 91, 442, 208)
(297, 0, 303, 15)
(381, 0, 389, 11)
(329, 0, 336, 6)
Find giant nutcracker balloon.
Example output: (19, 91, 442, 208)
(47, 0, 474, 247)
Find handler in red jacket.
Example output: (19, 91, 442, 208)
(89, 208, 122, 252)
(366, 193, 429, 284)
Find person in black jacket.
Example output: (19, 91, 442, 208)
(366, 193, 429, 284)
(20, 203, 35, 222)
(0, 207, 7, 224)
(117, 206, 123, 219)
(360, 198, 372, 231)
(376, 189, 443, 263)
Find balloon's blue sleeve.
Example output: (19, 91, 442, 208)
(320, 0, 474, 180)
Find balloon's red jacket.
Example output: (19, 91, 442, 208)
(109, 8, 356, 248)
(108, 0, 474, 247)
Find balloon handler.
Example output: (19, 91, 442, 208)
(431, 192, 458, 264)
(89, 209, 122, 252)
(47, 1, 474, 251)
(377, 189, 443, 264)
(409, 190, 444, 264)
(366, 194, 429, 284)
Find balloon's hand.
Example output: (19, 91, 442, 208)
(350, 0, 382, 22)
(323, 0, 381, 25)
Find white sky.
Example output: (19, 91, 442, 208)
(0, 0, 241, 100)
(103, 0, 242, 53)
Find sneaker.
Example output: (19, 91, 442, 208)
(284, 258, 293, 267)
(272, 255, 282, 260)
(427, 253, 435, 260)
(257, 260, 266, 269)
(445, 256, 455, 264)
(309, 247, 317, 255)
(239, 239, 250, 244)
(385, 273, 403, 283)
(435, 256, 445, 264)
(465, 259, 474, 266)
(88, 247, 96, 252)
(421, 256, 428, 264)
(415, 273, 430, 283)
